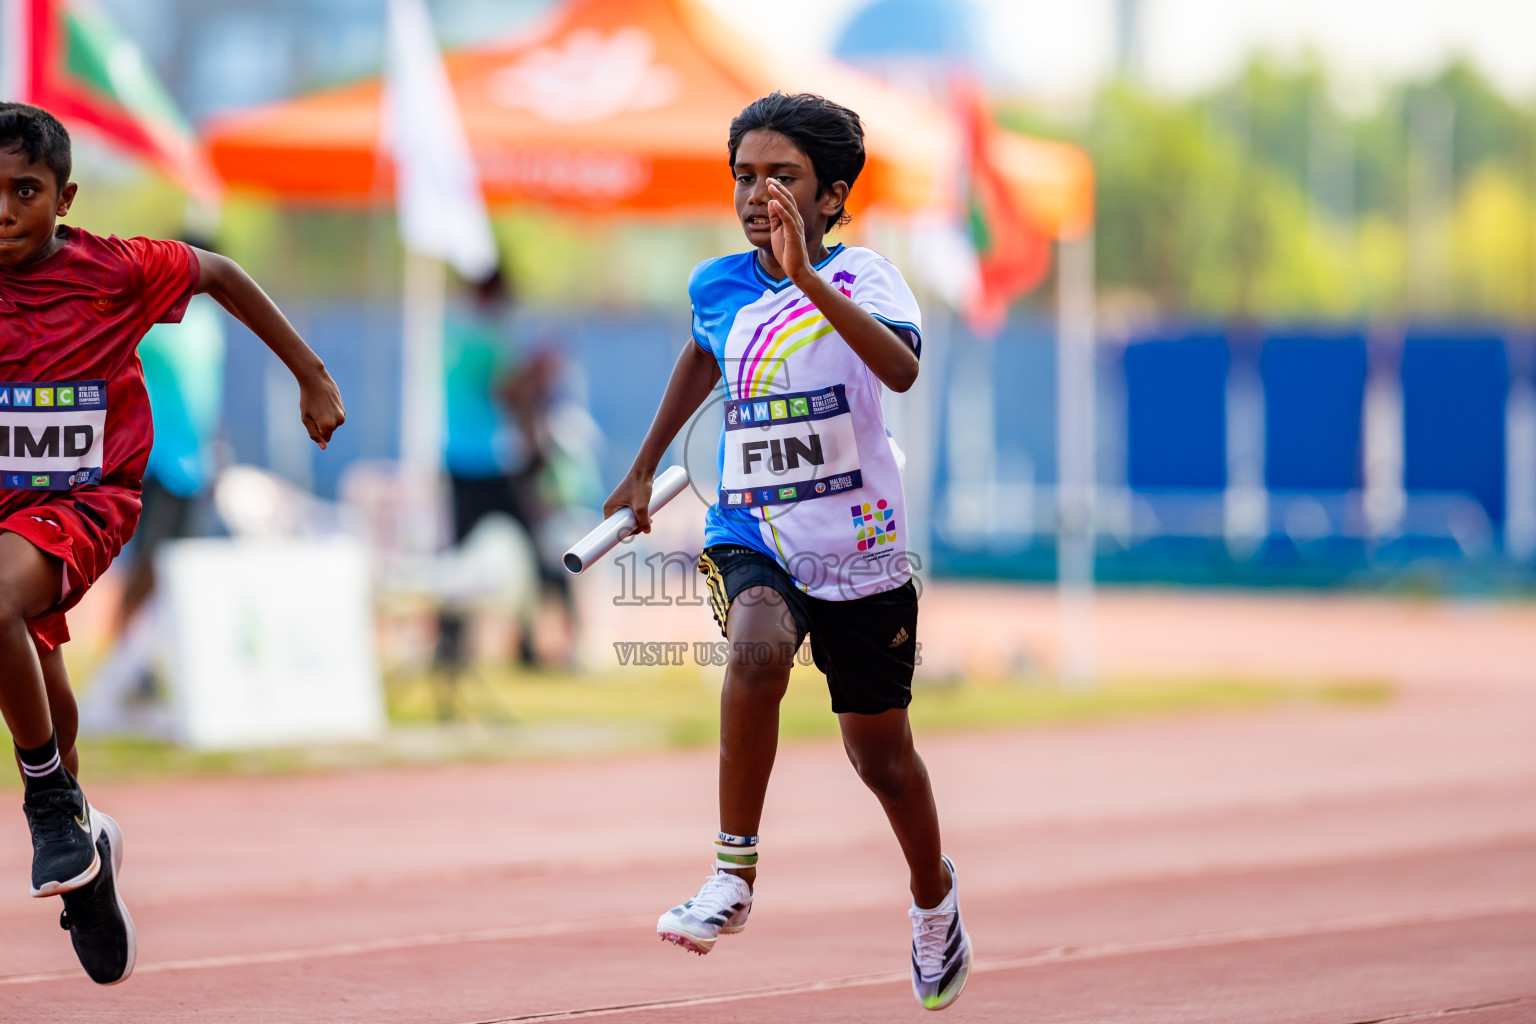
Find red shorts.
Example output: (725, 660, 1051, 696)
(0, 487, 141, 650)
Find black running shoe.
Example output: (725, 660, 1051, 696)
(22, 776, 100, 897)
(59, 812, 135, 985)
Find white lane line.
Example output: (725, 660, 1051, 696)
(460, 899, 1536, 1022)
(0, 915, 658, 987)
(0, 896, 1530, 998)
(1350, 995, 1536, 1023)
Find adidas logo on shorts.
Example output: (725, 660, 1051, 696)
(889, 627, 909, 648)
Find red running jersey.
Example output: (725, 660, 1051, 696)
(0, 226, 197, 528)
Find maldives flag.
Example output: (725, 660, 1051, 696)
(954, 79, 1050, 337)
(2, 0, 220, 207)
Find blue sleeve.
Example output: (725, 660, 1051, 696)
(853, 257, 923, 358)
(688, 258, 714, 353)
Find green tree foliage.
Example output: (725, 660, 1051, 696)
(1005, 57, 1536, 322)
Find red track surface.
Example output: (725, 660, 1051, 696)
(2, 607, 1535, 1021)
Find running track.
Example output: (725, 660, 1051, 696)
(2, 611, 1534, 1020)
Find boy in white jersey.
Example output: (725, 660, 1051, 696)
(604, 92, 970, 1011)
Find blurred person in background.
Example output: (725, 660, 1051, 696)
(111, 234, 226, 652)
(437, 268, 585, 679)
(78, 235, 227, 739)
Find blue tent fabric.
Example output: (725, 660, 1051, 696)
(832, 0, 981, 60)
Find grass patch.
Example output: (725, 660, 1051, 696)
(13, 669, 1389, 788)
(386, 664, 1391, 742)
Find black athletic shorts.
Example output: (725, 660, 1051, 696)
(696, 544, 918, 715)
(448, 472, 568, 592)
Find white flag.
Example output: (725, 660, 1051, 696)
(383, 0, 497, 279)
(0, 0, 31, 103)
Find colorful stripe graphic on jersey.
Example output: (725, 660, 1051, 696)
(735, 271, 854, 398)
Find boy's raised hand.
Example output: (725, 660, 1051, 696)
(298, 367, 346, 450)
(767, 178, 811, 282)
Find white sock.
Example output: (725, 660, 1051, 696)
(913, 875, 957, 914)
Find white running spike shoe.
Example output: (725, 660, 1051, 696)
(909, 855, 972, 1011)
(657, 870, 753, 955)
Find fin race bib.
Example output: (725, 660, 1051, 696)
(720, 385, 863, 508)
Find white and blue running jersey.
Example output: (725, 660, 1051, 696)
(690, 244, 922, 601)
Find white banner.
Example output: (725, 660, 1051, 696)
(159, 538, 386, 750)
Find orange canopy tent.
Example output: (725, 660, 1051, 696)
(204, 0, 1091, 239)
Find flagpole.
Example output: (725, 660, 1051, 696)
(1056, 230, 1096, 687)
(400, 247, 447, 489)
(397, 245, 448, 557)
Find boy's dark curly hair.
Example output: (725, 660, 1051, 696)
(0, 103, 72, 188)
(728, 92, 865, 236)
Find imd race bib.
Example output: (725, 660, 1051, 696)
(720, 384, 862, 508)
(0, 380, 107, 490)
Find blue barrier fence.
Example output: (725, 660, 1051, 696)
(929, 319, 1535, 589)
(1262, 329, 1368, 493)
(1124, 330, 1229, 491)
(213, 304, 1536, 588)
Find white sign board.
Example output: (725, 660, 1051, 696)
(159, 538, 386, 750)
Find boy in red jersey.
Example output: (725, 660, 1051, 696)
(0, 103, 345, 984)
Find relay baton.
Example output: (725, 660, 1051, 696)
(563, 465, 691, 574)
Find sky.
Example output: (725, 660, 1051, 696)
(696, 0, 1536, 102)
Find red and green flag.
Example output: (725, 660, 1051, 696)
(2, 0, 221, 207)
(954, 78, 1050, 337)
